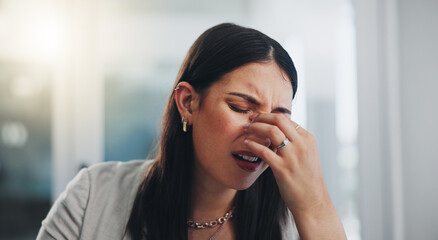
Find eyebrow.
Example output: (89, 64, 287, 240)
(227, 92, 292, 115)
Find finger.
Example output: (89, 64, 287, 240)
(245, 133, 271, 147)
(244, 138, 282, 170)
(292, 122, 309, 136)
(244, 122, 286, 146)
(250, 113, 303, 144)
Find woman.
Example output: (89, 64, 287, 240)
(38, 23, 346, 240)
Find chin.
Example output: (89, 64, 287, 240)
(231, 168, 271, 190)
(227, 176, 261, 191)
(234, 185, 254, 191)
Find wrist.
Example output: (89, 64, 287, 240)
(292, 201, 347, 240)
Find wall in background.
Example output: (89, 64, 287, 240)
(355, 0, 438, 239)
(399, 0, 438, 239)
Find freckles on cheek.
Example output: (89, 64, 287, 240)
(213, 116, 233, 134)
(207, 104, 248, 135)
(221, 114, 248, 135)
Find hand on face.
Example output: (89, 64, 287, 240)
(243, 113, 332, 217)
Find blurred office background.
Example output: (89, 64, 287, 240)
(0, 0, 437, 239)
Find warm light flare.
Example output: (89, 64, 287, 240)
(0, 1, 65, 63)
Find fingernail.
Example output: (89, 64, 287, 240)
(243, 123, 250, 129)
(244, 139, 249, 145)
(249, 113, 259, 121)
(265, 138, 271, 147)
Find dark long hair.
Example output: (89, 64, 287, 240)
(127, 23, 298, 240)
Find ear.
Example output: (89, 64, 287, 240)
(174, 81, 199, 125)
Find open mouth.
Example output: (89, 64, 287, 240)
(232, 153, 262, 163)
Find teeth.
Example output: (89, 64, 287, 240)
(238, 154, 258, 162)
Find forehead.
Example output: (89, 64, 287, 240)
(212, 62, 293, 105)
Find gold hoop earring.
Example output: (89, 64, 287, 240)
(182, 118, 188, 132)
(183, 121, 188, 132)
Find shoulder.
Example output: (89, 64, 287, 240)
(37, 159, 154, 240)
(37, 167, 91, 239)
(82, 159, 153, 209)
(78, 159, 153, 208)
(79, 160, 153, 238)
(86, 159, 152, 187)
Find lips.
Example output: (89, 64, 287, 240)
(232, 151, 261, 163)
(234, 153, 258, 162)
(232, 151, 263, 172)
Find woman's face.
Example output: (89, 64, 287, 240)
(191, 61, 293, 190)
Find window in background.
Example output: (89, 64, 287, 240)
(335, 4, 360, 240)
(0, 1, 59, 238)
(0, 63, 52, 239)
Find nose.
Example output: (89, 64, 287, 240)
(249, 113, 259, 122)
(249, 107, 273, 121)
(245, 113, 271, 148)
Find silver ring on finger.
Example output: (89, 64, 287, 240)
(295, 125, 301, 130)
(275, 138, 289, 150)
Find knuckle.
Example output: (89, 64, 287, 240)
(268, 126, 278, 136)
(273, 114, 284, 124)
(300, 144, 309, 153)
(260, 148, 271, 158)
(308, 134, 317, 144)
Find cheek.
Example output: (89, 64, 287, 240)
(194, 106, 249, 147)
(214, 109, 249, 137)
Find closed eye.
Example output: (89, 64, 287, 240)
(229, 104, 250, 113)
(273, 108, 292, 115)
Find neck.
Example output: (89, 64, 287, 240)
(189, 165, 237, 222)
